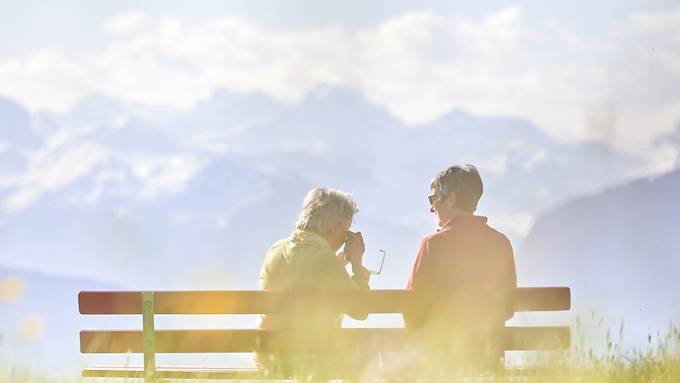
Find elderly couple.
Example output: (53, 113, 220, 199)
(256, 164, 517, 379)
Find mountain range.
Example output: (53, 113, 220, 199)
(0, 87, 647, 288)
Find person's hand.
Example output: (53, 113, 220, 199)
(336, 252, 350, 266)
(344, 231, 365, 266)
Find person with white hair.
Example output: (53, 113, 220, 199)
(256, 187, 371, 379)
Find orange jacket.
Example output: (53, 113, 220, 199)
(406, 215, 517, 326)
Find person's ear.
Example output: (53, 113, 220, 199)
(447, 192, 457, 208)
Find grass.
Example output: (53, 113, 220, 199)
(544, 317, 680, 383)
(1, 321, 679, 382)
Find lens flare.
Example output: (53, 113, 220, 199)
(18, 314, 47, 340)
(0, 276, 26, 303)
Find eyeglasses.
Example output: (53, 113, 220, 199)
(366, 249, 386, 276)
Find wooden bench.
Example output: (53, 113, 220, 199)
(78, 287, 571, 381)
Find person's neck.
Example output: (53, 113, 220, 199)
(451, 208, 473, 218)
(439, 209, 473, 227)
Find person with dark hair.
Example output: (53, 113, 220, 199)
(404, 164, 517, 374)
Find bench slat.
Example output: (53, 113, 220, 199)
(82, 367, 260, 379)
(79, 288, 570, 315)
(80, 326, 570, 353)
(513, 288, 571, 311)
(81, 366, 564, 379)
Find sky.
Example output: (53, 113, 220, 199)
(1, 1, 680, 166)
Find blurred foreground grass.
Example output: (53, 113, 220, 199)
(1, 321, 679, 382)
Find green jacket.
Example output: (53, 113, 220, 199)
(258, 229, 370, 329)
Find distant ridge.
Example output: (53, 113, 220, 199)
(520, 168, 680, 344)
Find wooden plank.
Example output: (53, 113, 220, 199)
(82, 367, 260, 379)
(81, 326, 570, 353)
(512, 287, 570, 311)
(82, 366, 563, 379)
(78, 290, 439, 315)
(79, 291, 140, 314)
(80, 328, 408, 353)
(81, 367, 568, 381)
(79, 288, 570, 315)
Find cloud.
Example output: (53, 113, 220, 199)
(0, 140, 10, 154)
(630, 7, 680, 73)
(480, 153, 509, 175)
(2, 134, 111, 213)
(0, 50, 92, 113)
(103, 11, 150, 35)
(355, 7, 525, 125)
(490, 212, 536, 238)
(84, 169, 128, 204)
(479, 142, 548, 175)
(642, 143, 680, 174)
(521, 149, 547, 171)
(0, 7, 679, 165)
(0, 117, 211, 212)
(127, 154, 207, 200)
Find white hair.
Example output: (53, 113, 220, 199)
(296, 187, 358, 234)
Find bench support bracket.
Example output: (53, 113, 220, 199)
(142, 292, 156, 383)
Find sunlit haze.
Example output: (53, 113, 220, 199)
(1, 0, 679, 378)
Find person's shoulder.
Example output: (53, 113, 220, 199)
(261, 238, 289, 281)
(420, 230, 444, 244)
(265, 238, 288, 254)
(270, 238, 288, 249)
(483, 222, 507, 237)
(418, 229, 453, 252)
(483, 222, 513, 249)
(263, 238, 291, 261)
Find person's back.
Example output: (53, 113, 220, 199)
(404, 165, 516, 375)
(407, 215, 515, 294)
(256, 187, 370, 380)
(259, 229, 369, 330)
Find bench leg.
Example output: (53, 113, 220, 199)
(142, 292, 156, 383)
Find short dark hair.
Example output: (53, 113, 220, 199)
(430, 164, 483, 212)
